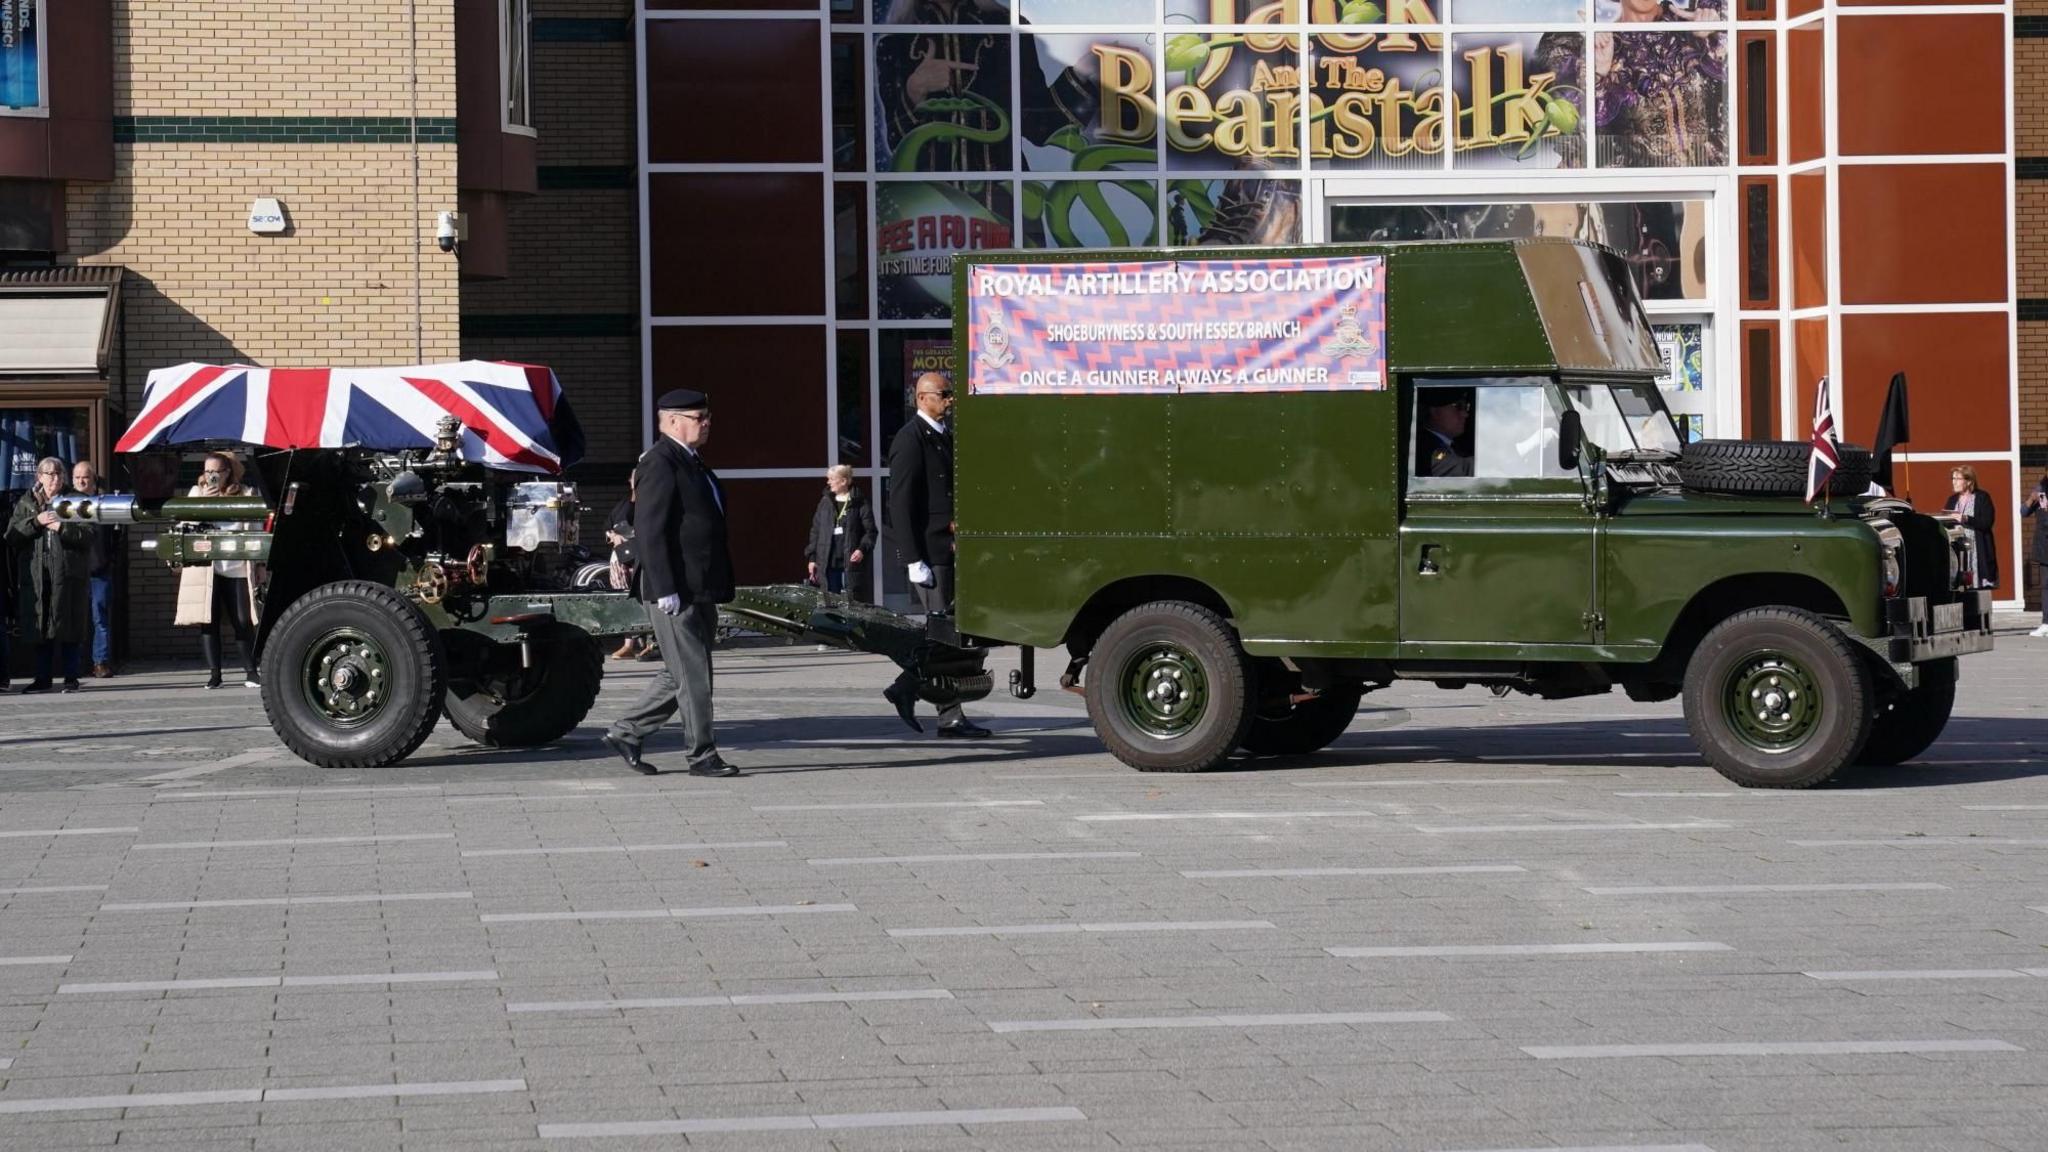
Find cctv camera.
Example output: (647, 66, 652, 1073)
(435, 211, 461, 254)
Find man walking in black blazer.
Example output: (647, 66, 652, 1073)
(600, 388, 742, 777)
(883, 372, 991, 739)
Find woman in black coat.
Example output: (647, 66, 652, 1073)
(1942, 465, 1999, 590)
(805, 465, 877, 603)
(2024, 472, 2047, 636)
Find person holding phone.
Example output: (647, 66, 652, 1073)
(2025, 474, 2048, 637)
(1943, 465, 1999, 592)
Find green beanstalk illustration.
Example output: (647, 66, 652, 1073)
(890, 90, 1011, 174)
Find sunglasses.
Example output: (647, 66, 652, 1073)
(920, 389, 955, 400)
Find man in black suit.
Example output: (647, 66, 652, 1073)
(882, 372, 991, 739)
(600, 389, 741, 777)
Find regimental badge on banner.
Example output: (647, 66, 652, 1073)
(966, 255, 1387, 397)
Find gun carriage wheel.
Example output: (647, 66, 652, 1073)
(443, 623, 605, 748)
(259, 580, 449, 770)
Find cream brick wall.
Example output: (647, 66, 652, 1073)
(113, 3, 457, 118)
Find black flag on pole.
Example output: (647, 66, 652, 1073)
(1871, 371, 1910, 492)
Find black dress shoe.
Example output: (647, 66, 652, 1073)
(936, 720, 993, 739)
(600, 732, 656, 775)
(687, 756, 742, 778)
(18, 680, 53, 695)
(882, 678, 923, 734)
(61, 679, 80, 694)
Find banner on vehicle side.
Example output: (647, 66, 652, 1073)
(965, 255, 1385, 396)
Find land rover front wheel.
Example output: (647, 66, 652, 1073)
(1859, 659, 1957, 766)
(1681, 607, 1872, 789)
(260, 581, 448, 770)
(1086, 601, 1252, 773)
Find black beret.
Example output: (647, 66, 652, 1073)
(656, 388, 710, 412)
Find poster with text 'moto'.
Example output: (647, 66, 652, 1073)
(966, 255, 1386, 397)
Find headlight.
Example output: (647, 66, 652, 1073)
(1870, 520, 1903, 599)
(1933, 513, 1975, 590)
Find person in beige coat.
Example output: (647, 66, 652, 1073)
(173, 451, 261, 689)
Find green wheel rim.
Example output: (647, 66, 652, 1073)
(1723, 650, 1823, 753)
(301, 626, 393, 727)
(1118, 641, 1209, 739)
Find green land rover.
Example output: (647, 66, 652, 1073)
(949, 239, 1993, 788)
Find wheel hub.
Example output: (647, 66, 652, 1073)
(1120, 643, 1208, 739)
(1725, 653, 1821, 753)
(303, 630, 390, 726)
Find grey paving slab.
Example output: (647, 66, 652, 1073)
(4, 637, 2048, 1149)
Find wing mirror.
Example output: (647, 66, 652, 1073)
(1558, 409, 1584, 472)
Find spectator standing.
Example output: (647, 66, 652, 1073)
(1943, 465, 1999, 591)
(2025, 474, 2047, 638)
(173, 452, 260, 689)
(5, 457, 90, 693)
(71, 460, 121, 677)
(805, 464, 877, 602)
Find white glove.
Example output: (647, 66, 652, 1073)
(907, 561, 935, 588)
(656, 593, 683, 615)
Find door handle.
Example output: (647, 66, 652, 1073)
(1419, 543, 1443, 576)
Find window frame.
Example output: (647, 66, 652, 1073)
(0, 0, 49, 119)
(499, 0, 535, 136)
(1407, 374, 1587, 498)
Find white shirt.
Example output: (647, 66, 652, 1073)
(917, 411, 947, 435)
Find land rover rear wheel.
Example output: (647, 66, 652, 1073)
(1086, 601, 1252, 773)
(1859, 659, 1957, 767)
(260, 581, 447, 770)
(1241, 683, 1364, 756)
(1682, 607, 1873, 789)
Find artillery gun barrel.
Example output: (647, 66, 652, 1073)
(49, 494, 271, 526)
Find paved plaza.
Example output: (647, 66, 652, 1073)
(1, 623, 2046, 1151)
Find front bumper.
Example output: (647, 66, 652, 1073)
(1877, 590, 1995, 664)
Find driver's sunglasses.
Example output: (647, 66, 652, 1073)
(920, 389, 955, 400)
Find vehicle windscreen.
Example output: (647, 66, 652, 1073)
(1564, 382, 1683, 456)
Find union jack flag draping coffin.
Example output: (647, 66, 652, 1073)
(113, 361, 586, 475)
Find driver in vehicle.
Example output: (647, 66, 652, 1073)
(1416, 388, 1475, 477)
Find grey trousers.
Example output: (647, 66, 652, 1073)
(916, 565, 963, 726)
(608, 600, 719, 767)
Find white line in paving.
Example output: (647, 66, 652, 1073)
(1074, 810, 1374, 823)
(0, 1078, 527, 1116)
(60, 970, 498, 994)
(132, 748, 281, 783)
(101, 891, 473, 911)
(1328, 942, 1733, 958)
(1961, 805, 2048, 811)
(1293, 779, 1564, 788)
(0, 827, 137, 839)
(1804, 970, 2038, 981)
(1414, 821, 1730, 834)
(508, 988, 954, 1013)
(1614, 791, 1739, 798)
(538, 1106, 1087, 1139)
(1584, 882, 1947, 895)
(481, 903, 856, 924)
(810, 851, 1141, 866)
(131, 833, 454, 851)
(0, 955, 72, 966)
(1437, 1146, 1717, 1152)
(752, 800, 1044, 812)
(992, 773, 1130, 780)
(1183, 864, 1525, 879)
(463, 840, 787, 858)
(444, 791, 730, 805)
(1522, 1040, 2021, 1059)
(987, 1010, 1450, 1033)
(0, 885, 107, 895)
(152, 785, 443, 801)
(1794, 839, 2048, 847)
(889, 919, 1274, 938)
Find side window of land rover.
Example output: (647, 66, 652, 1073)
(1412, 377, 1570, 482)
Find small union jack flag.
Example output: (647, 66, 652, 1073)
(114, 361, 583, 474)
(1806, 375, 1839, 504)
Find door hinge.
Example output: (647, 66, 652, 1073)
(1582, 611, 1606, 638)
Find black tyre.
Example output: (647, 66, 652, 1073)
(1677, 439, 1873, 498)
(1859, 659, 1958, 767)
(1241, 683, 1365, 756)
(1682, 607, 1873, 789)
(1085, 601, 1252, 773)
(444, 624, 604, 748)
(260, 581, 447, 770)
